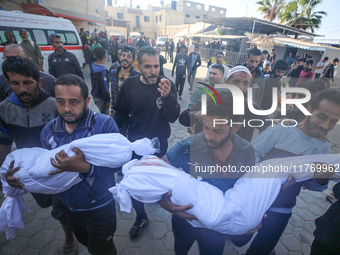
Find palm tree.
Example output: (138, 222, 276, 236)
(278, 0, 327, 33)
(256, 0, 286, 22)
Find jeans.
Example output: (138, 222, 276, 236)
(175, 75, 186, 96)
(188, 69, 197, 90)
(245, 211, 292, 255)
(93, 97, 108, 115)
(62, 201, 117, 255)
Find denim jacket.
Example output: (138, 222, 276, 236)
(40, 109, 119, 211)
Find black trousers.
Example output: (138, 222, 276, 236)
(175, 75, 186, 96)
(245, 211, 292, 255)
(172, 215, 252, 255)
(62, 201, 117, 255)
(311, 239, 337, 255)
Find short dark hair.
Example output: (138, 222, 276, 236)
(3, 44, 30, 58)
(2, 56, 40, 84)
(180, 44, 186, 49)
(248, 48, 261, 58)
(19, 29, 28, 33)
(194, 45, 199, 50)
(121, 45, 135, 59)
(310, 89, 340, 112)
(206, 90, 242, 122)
(306, 59, 313, 65)
(137, 46, 157, 65)
(216, 51, 224, 57)
(332, 57, 339, 63)
(261, 50, 269, 55)
(55, 74, 88, 101)
(93, 47, 106, 60)
(211, 64, 225, 74)
(49, 33, 61, 43)
(324, 57, 329, 61)
(297, 57, 306, 62)
(271, 49, 275, 52)
(273, 59, 289, 71)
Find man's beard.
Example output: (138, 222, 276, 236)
(60, 106, 87, 124)
(141, 71, 158, 85)
(204, 128, 232, 149)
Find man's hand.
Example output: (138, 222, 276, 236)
(282, 174, 296, 190)
(158, 78, 171, 98)
(243, 213, 267, 235)
(158, 191, 198, 221)
(313, 162, 336, 185)
(5, 160, 25, 190)
(49, 148, 91, 175)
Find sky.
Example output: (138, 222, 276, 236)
(116, 0, 340, 40)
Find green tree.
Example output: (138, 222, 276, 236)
(278, 0, 327, 33)
(256, 0, 286, 22)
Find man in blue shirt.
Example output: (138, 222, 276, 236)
(159, 91, 257, 255)
(246, 89, 340, 255)
(41, 74, 119, 255)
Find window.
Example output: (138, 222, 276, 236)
(117, 13, 123, 19)
(186, 14, 190, 18)
(159, 15, 162, 22)
(196, 16, 200, 19)
(33, 30, 47, 45)
(144, 16, 150, 22)
(196, 5, 201, 10)
(186, 2, 191, 7)
(220, 10, 224, 15)
(105, 11, 108, 17)
(156, 16, 158, 22)
(106, 19, 112, 26)
(107, 0, 112, 6)
(211, 8, 216, 12)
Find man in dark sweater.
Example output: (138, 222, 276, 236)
(297, 59, 314, 85)
(114, 46, 180, 238)
(90, 47, 110, 114)
(321, 57, 339, 88)
(288, 57, 305, 87)
(172, 44, 190, 100)
(48, 34, 84, 80)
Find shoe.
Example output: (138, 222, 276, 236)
(179, 96, 182, 100)
(129, 218, 149, 238)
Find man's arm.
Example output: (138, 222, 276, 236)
(72, 55, 84, 80)
(34, 42, 45, 72)
(48, 55, 57, 78)
(172, 55, 177, 76)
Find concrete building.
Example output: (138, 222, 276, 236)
(0, 0, 106, 33)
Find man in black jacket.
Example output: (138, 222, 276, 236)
(48, 34, 84, 79)
(288, 57, 305, 87)
(321, 57, 339, 88)
(114, 46, 180, 238)
(188, 46, 202, 91)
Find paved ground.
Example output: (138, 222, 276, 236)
(1, 56, 339, 255)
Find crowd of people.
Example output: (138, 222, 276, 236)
(0, 26, 340, 255)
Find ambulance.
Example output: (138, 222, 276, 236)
(0, 10, 85, 74)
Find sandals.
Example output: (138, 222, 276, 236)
(61, 240, 79, 255)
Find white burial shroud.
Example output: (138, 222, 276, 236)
(0, 133, 159, 240)
(110, 155, 340, 235)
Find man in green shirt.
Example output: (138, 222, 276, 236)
(19, 29, 44, 72)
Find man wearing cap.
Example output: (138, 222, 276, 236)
(288, 57, 305, 87)
(172, 44, 191, 100)
(261, 59, 289, 111)
(205, 51, 229, 83)
(109, 45, 139, 116)
(321, 57, 339, 88)
(181, 65, 268, 141)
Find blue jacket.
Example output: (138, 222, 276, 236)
(188, 52, 201, 72)
(110, 65, 139, 107)
(90, 63, 110, 102)
(40, 109, 119, 211)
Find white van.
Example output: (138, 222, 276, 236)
(0, 10, 85, 74)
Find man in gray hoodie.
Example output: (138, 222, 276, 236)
(172, 44, 191, 100)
